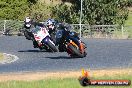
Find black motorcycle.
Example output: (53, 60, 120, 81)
(56, 24, 87, 58)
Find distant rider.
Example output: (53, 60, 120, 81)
(23, 16, 45, 48)
(24, 17, 32, 29)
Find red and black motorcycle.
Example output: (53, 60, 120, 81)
(56, 24, 87, 58)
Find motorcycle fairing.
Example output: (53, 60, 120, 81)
(33, 26, 49, 43)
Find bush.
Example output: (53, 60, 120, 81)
(51, 0, 129, 25)
(28, 2, 53, 22)
(51, 4, 72, 23)
(0, 0, 30, 20)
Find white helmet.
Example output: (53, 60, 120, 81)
(46, 19, 55, 26)
(24, 17, 31, 28)
(25, 17, 31, 23)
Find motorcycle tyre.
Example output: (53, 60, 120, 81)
(68, 44, 86, 58)
(46, 40, 58, 52)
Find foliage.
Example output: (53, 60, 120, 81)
(0, 0, 39, 20)
(29, 2, 53, 22)
(0, 0, 30, 20)
(0, 0, 131, 25)
(28, 0, 38, 4)
(51, 4, 72, 23)
(52, 0, 129, 25)
(127, 0, 132, 7)
(83, 0, 129, 25)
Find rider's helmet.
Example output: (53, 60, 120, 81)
(24, 17, 32, 29)
(46, 19, 56, 31)
(25, 17, 31, 23)
(46, 19, 55, 26)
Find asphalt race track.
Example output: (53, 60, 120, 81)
(0, 36, 132, 73)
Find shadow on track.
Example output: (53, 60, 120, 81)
(18, 50, 48, 52)
(45, 56, 80, 59)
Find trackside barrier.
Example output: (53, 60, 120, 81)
(0, 20, 130, 39)
(71, 24, 124, 39)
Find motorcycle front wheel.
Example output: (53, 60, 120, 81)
(67, 44, 85, 58)
(46, 40, 58, 52)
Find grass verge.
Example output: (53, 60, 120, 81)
(0, 53, 4, 60)
(0, 69, 131, 88)
(0, 75, 131, 88)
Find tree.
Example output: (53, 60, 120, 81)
(52, 0, 129, 25)
(29, 2, 52, 22)
(76, 0, 128, 25)
(52, 4, 71, 23)
(0, 0, 37, 20)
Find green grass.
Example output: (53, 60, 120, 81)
(0, 74, 131, 88)
(0, 53, 4, 60)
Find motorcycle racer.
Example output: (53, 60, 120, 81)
(55, 22, 82, 52)
(24, 17, 32, 29)
(46, 19, 57, 44)
(55, 22, 87, 57)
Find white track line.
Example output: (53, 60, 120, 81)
(0, 53, 19, 64)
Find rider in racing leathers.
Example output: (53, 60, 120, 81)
(23, 16, 45, 48)
(24, 17, 57, 48)
(24, 17, 32, 29)
(46, 19, 57, 44)
(55, 22, 81, 52)
(46, 19, 80, 45)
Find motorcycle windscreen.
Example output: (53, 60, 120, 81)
(33, 27, 49, 43)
